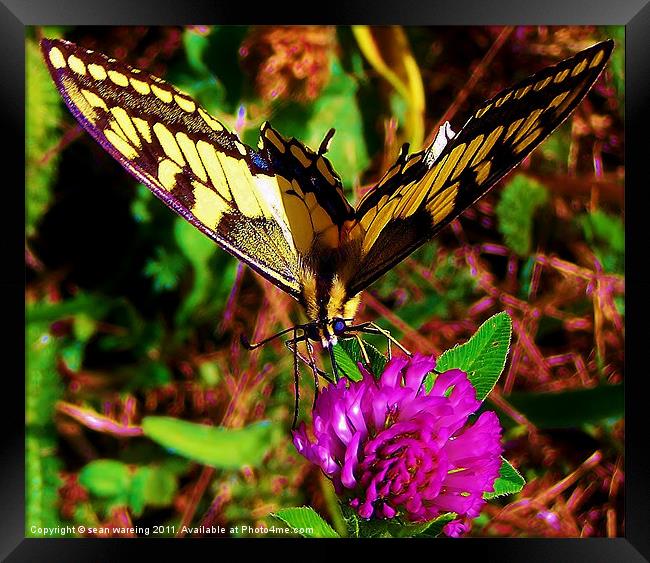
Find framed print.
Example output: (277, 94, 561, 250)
(7, 0, 649, 560)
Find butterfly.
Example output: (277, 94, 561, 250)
(41, 36, 613, 389)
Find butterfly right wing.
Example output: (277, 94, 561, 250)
(345, 39, 614, 296)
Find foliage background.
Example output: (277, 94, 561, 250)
(25, 25, 624, 538)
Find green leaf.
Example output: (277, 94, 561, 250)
(128, 467, 151, 517)
(26, 324, 64, 427)
(614, 295, 624, 317)
(174, 213, 216, 266)
(140, 466, 178, 508)
(332, 342, 363, 382)
(539, 124, 571, 166)
(173, 216, 214, 320)
(435, 312, 512, 401)
(79, 460, 131, 499)
(60, 340, 84, 371)
(26, 37, 63, 237)
(339, 337, 387, 377)
(173, 217, 239, 327)
(25, 323, 65, 534)
(483, 458, 525, 499)
(342, 504, 360, 538)
(170, 27, 229, 113)
(26, 435, 64, 535)
(495, 175, 548, 256)
(198, 362, 221, 386)
(26, 292, 114, 324)
(506, 384, 623, 428)
(272, 507, 340, 538)
(183, 27, 213, 75)
(141, 417, 276, 469)
(143, 247, 185, 293)
(80, 461, 179, 517)
(577, 209, 624, 274)
(381, 513, 457, 538)
(343, 507, 457, 538)
(72, 312, 97, 342)
(130, 183, 154, 223)
(413, 512, 458, 538)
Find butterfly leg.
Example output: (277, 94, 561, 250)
(327, 344, 341, 382)
(367, 322, 411, 357)
(284, 339, 330, 379)
(304, 339, 323, 408)
(303, 340, 335, 384)
(285, 334, 335, 423)
(290, 327, 301, 428)
(350, 322, 412, 357)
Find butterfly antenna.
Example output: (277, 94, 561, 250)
(318, 128, 336, 155)
(241, 325, 301, 350)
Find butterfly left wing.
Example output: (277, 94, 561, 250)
(346, 39, 614, 296)
(40, 38, 352, 301)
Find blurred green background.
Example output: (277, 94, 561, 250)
(26, 25, 624, 538)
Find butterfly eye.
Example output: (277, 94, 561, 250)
(332, 318, 347, 336)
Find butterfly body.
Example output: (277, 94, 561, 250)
(41, 36, 614, 353)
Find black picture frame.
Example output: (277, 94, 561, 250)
(8, 0, 648, 560)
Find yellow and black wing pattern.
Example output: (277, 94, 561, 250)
(42, 37, 614, 308)
(347, 39, 614, 295)
(257, 122, 354, 256)
(40, 38, 353, 300)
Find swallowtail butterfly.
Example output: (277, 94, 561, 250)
(41, 36, 613, 385)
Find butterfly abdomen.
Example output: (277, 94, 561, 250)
(298, 237, 362, 324)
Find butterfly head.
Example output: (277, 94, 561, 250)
(305, 317, 349, 348)
(300, 265, 362, 345)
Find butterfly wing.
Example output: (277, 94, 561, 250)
(346, 39, 614, 296)
(41, 38, 353, 300)
(257, 122, 354, 256)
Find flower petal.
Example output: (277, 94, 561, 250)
(341, 431, 362, 488)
